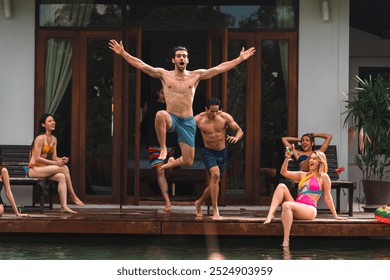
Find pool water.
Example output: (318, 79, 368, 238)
(0, 235, 389, 260)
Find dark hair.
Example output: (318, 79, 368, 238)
(0, 149, 2, 170)
(206, 97, 221, 109)
(171, 46, 189, 59)
(30, 113, 55, 155)
(37, 113, 55, 135)
(301, 133, 315, 143)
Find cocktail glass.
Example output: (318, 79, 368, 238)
(23, 166, 29, 178)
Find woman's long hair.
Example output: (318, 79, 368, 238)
(300, 133, 315, 151)
(36, 113, 54, 136)
(313, 150, 328, 175)
(29, 113, 55, 158)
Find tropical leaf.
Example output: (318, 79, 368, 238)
(343, 74, 390, 180)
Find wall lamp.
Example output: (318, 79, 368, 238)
(1, 0, 12, 19)
(321, 0, 330, 21)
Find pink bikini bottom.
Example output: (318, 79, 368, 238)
(295, 194, 317, 208)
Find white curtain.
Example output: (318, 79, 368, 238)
(43, 1, 94, 114)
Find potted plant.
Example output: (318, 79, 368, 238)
(343, 74, 390, 212)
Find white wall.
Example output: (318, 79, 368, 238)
(0, 0, 35, 205)
(0, 0, 35, 145)
(348, 27, 390, 202)
(299, 0, 349, 178)
(299, 0, 350, 210)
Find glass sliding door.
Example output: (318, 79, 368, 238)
(225, 32, 297, 204)
(254, 33, 297, 204)
(36, 30, 81, 204)
(225, 38, 251, 204)
(84, 39, 114, 195)
(123, 28, 142, 204)
(81, 31, 123, 203)
(37, 30, 123, 204)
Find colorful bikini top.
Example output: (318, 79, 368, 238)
(41, 145, 54, 155)
(297, 154, 309, 164)
(298, 172, 322, 195)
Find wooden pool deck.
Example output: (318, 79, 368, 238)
(1, 203, 389, 238)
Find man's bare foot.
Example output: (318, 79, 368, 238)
(61, 207, 77, 214)
(263, 215, 275, 224)
(158, 147, 167, 160)
(212, 214, 222, 220)
(163, 205, 172, 213)
(212, 209, 221, 220)
(282, 239, 290, 247)
(195, 200, 203, 217)
(161, 157, 175, 170)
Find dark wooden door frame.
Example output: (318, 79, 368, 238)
(36, 30, 123, 204)
(36, 29, 297, 206)
(227, 31, 298, 204)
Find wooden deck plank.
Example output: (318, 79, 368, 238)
(0, 206, 388, 237)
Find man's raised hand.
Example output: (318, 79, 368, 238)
(109, 39, 124, 55)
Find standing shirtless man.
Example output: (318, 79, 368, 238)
(194, 98, 243, 219)
(109, 40, 254, 170)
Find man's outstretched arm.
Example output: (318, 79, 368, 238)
(197, 47, 255, 80)
(109, 39, 164, 78)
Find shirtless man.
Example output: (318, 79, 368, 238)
(194, 98, 243, 219)
(109, 40, 254, 170)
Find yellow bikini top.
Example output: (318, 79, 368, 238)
(41, 145, 54, 155)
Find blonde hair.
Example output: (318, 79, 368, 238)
(312, 150, 328, 175)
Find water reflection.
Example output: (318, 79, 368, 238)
(0, 235, 389, 260)
(282, 246, 291, 260)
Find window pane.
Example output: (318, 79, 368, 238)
(126, 4, 209, 30)
(260, 40, 288, 195)
(126, 37, 138, 197)
(39, 1, 296, 29)
(39, 1, 121, 27)
(44, 38, 73, 157)
(212, 2, 296, 29)
(85, 38, 114, 195)
(226, 39, 247, 193)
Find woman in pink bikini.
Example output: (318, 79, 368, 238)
(263, 150, 347, 247)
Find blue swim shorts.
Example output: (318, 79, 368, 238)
(167, 113, 196, 147)
(201, 147, 228, 176)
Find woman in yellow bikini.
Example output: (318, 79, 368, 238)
(263, 149, 347, 247)
(281, 132, 332, 172)
(28, 113, 84, 214)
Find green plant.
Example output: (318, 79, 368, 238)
(343, 74, 390, 180)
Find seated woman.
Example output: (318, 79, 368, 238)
(263, 149, 347, 247)
(281, 132, 332, 172)
(28, 113, 84, 214)
(0, 166, 30, 217)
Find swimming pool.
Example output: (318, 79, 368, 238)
(0, 234, 389, 260)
